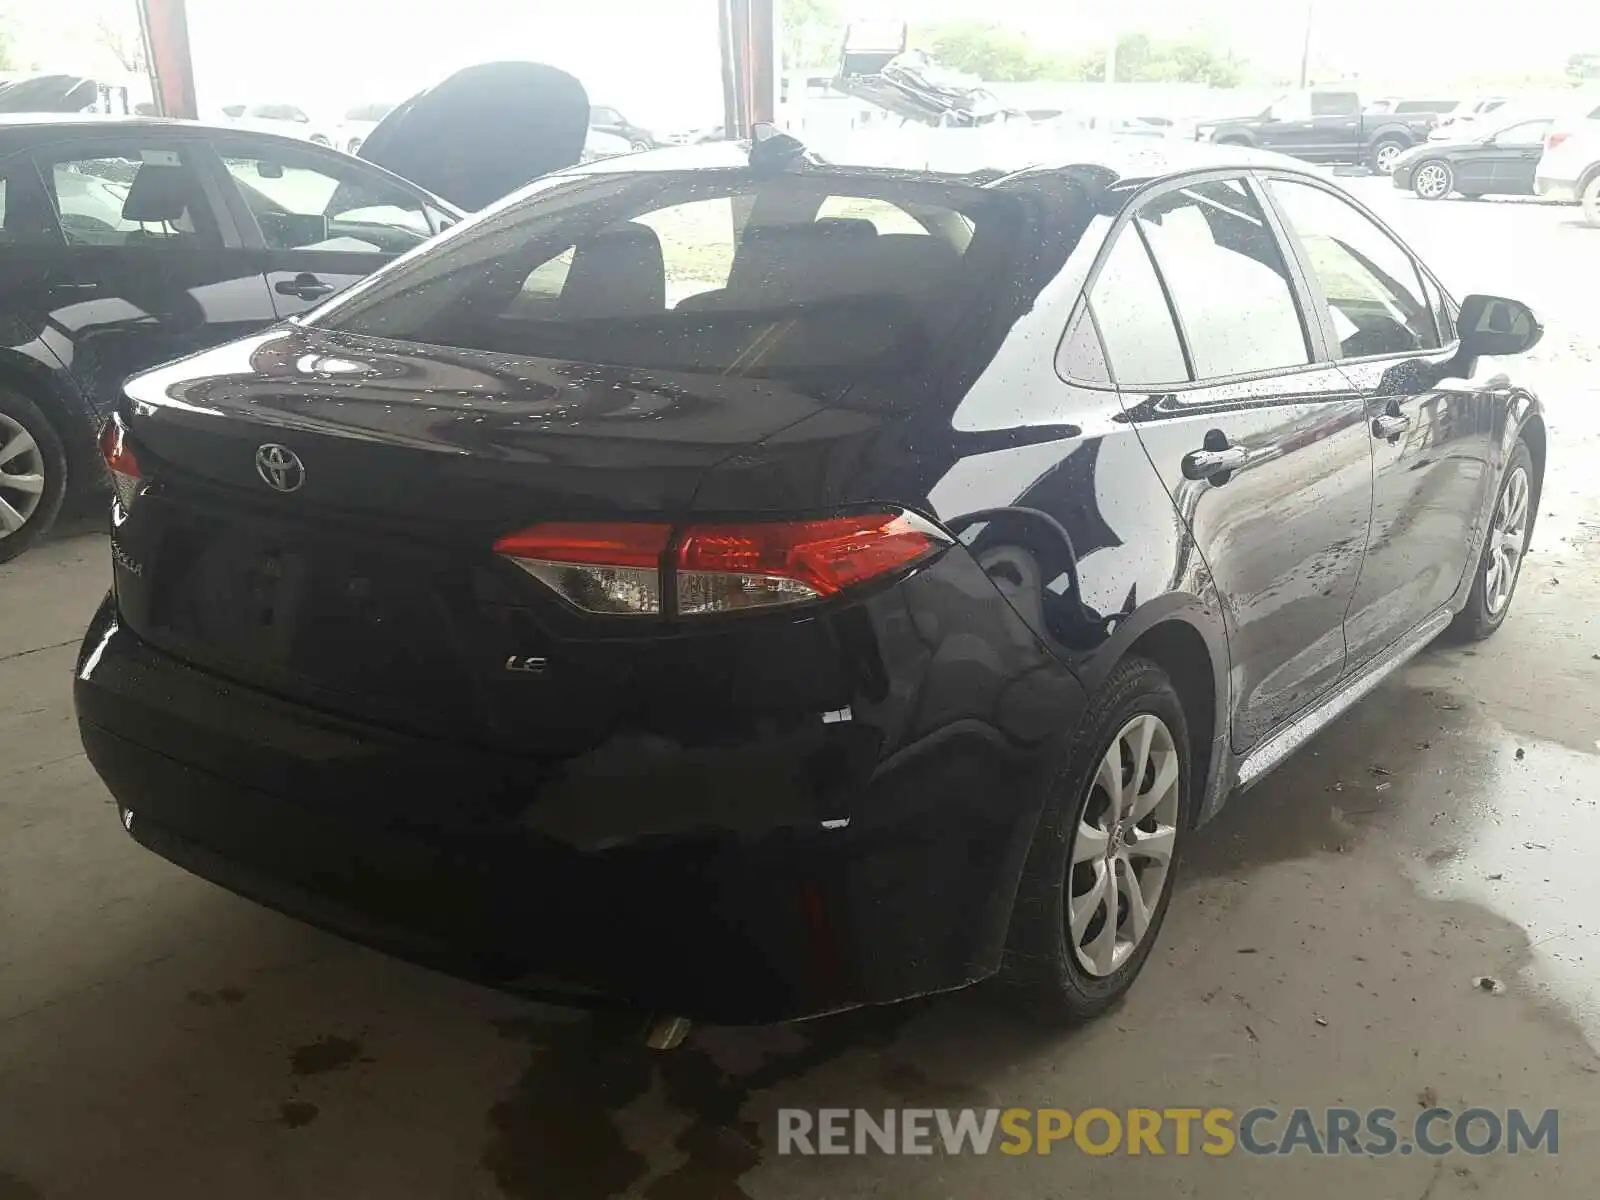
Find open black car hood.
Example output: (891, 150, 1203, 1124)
(0, 74, 98, 114)
(357, 62, 590, 211)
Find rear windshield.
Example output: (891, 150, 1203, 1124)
(309, 170, 1018, 380)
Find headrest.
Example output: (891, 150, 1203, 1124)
(122, 165, 194, 224)
(559, 221, 665, 319)
(812, 217, 878, 240)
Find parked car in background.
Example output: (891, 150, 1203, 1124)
(1368, 97, 1458, 117)
(222, 102, 338, 147)
(1392, 113, 1553, 200)
(0, 116, 461, 561)
(580, 127, 633, 161)
(1195, 89, 1440, 174)
(336, 101, 396, 155)
(76, 138, 1545, 1027)
(1534, 100, 1600, 225)
(1429, 95, 1510, 140)
(589, 104, 659, 151)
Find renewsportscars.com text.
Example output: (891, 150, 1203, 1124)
(777, 1106, 1559, 1157)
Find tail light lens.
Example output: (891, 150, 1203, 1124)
(493, 511, 950, 618)
(98, 415, 142, 509)
(1547, 131, 1570, 152)
(677, 511, 949, 615)
(493, 522, 672, 615)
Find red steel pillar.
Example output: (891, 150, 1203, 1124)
(720, 0, 777, 137)
(137, 0, 198, 119)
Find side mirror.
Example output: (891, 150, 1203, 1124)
(1458, 294, 1543, 358)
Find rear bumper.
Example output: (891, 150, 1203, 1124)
(75, 583, 1077, 1023)
(1534, 176, 1579, 202)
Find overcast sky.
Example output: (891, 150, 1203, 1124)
(14, 0, 1600, 127)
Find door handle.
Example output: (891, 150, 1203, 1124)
(275, 274, 335, 300)
(1182, 431, 1250, 482)
(1372, 409, 1411, 440)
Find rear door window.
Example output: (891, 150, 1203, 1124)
(1133, 178, 1310, 380)
(34, 142, 220, 248)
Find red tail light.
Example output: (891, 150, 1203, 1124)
(492, 511, 950, 617)
(98, 415, 142, 509)
(1547, 131, 1571, 151)
(677, 512, 949, 614)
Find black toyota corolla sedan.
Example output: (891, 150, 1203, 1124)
(75, 137, 1545, 1025)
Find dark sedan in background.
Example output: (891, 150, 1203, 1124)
(0, 116, 459, 561)
(76, 139, 1545, 1027)
(1392, 114, 1554, 199)
(0, 60, 598, 561)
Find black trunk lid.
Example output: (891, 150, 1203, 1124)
(116, 326, 848, 750)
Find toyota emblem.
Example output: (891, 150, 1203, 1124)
(255, 444, 305, 493)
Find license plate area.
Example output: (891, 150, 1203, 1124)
(150, 514, 476, 717)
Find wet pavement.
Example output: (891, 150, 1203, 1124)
(3, 177, 1600, 1198)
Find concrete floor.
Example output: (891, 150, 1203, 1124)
(4, 178, 1600, 1199)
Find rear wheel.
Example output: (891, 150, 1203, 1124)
(1001, 657, 1191, 1022)
(1582, 174, 1600, 228)
(1414, 160, 1454, 200)
(1371, 137, 1408, 175)
(1449, 440, 1534, 641)
(347, 136, 364, 155)
(0, 389, 69, 564)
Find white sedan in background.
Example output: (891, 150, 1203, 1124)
(219, 102, 338, 148)
(336, 101, 396, 155)
(581, 127, 633, 161)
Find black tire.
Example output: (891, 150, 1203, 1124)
(1448, 439, 1536, 642)
(629, 139, 652, 154)
(1370, 136, 1409, 175)
(0, 388, 69, 564)
(310, 134, 331, 147)
(1413, 159, 1455, 200)
(1000, 656, 1193, 1023)
(347, 137, 364, 155)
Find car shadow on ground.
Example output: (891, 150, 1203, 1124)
(474, 686, 1453, 1200)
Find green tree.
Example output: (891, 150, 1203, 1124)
(1072, 31, 1244, 87)
(780, 0, 840, 71)
(0, 7, 17, 72)
(919, 20, 1063, 82)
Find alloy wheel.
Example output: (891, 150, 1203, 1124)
(1583, 176, 1600, 229)
(1375, 143, 1403, 174)
(0, 411, 46, 541)
(1415, 163, 1451, 199)
(1067, 713, 1181, 978)
(1484, 465, 1531, 616)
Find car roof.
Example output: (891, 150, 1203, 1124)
(0, 113, 462, 213)
(0, 113, 305, 148)
(570, 133, 1313, 191)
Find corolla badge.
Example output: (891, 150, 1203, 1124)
(255, 444, 305, 493)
